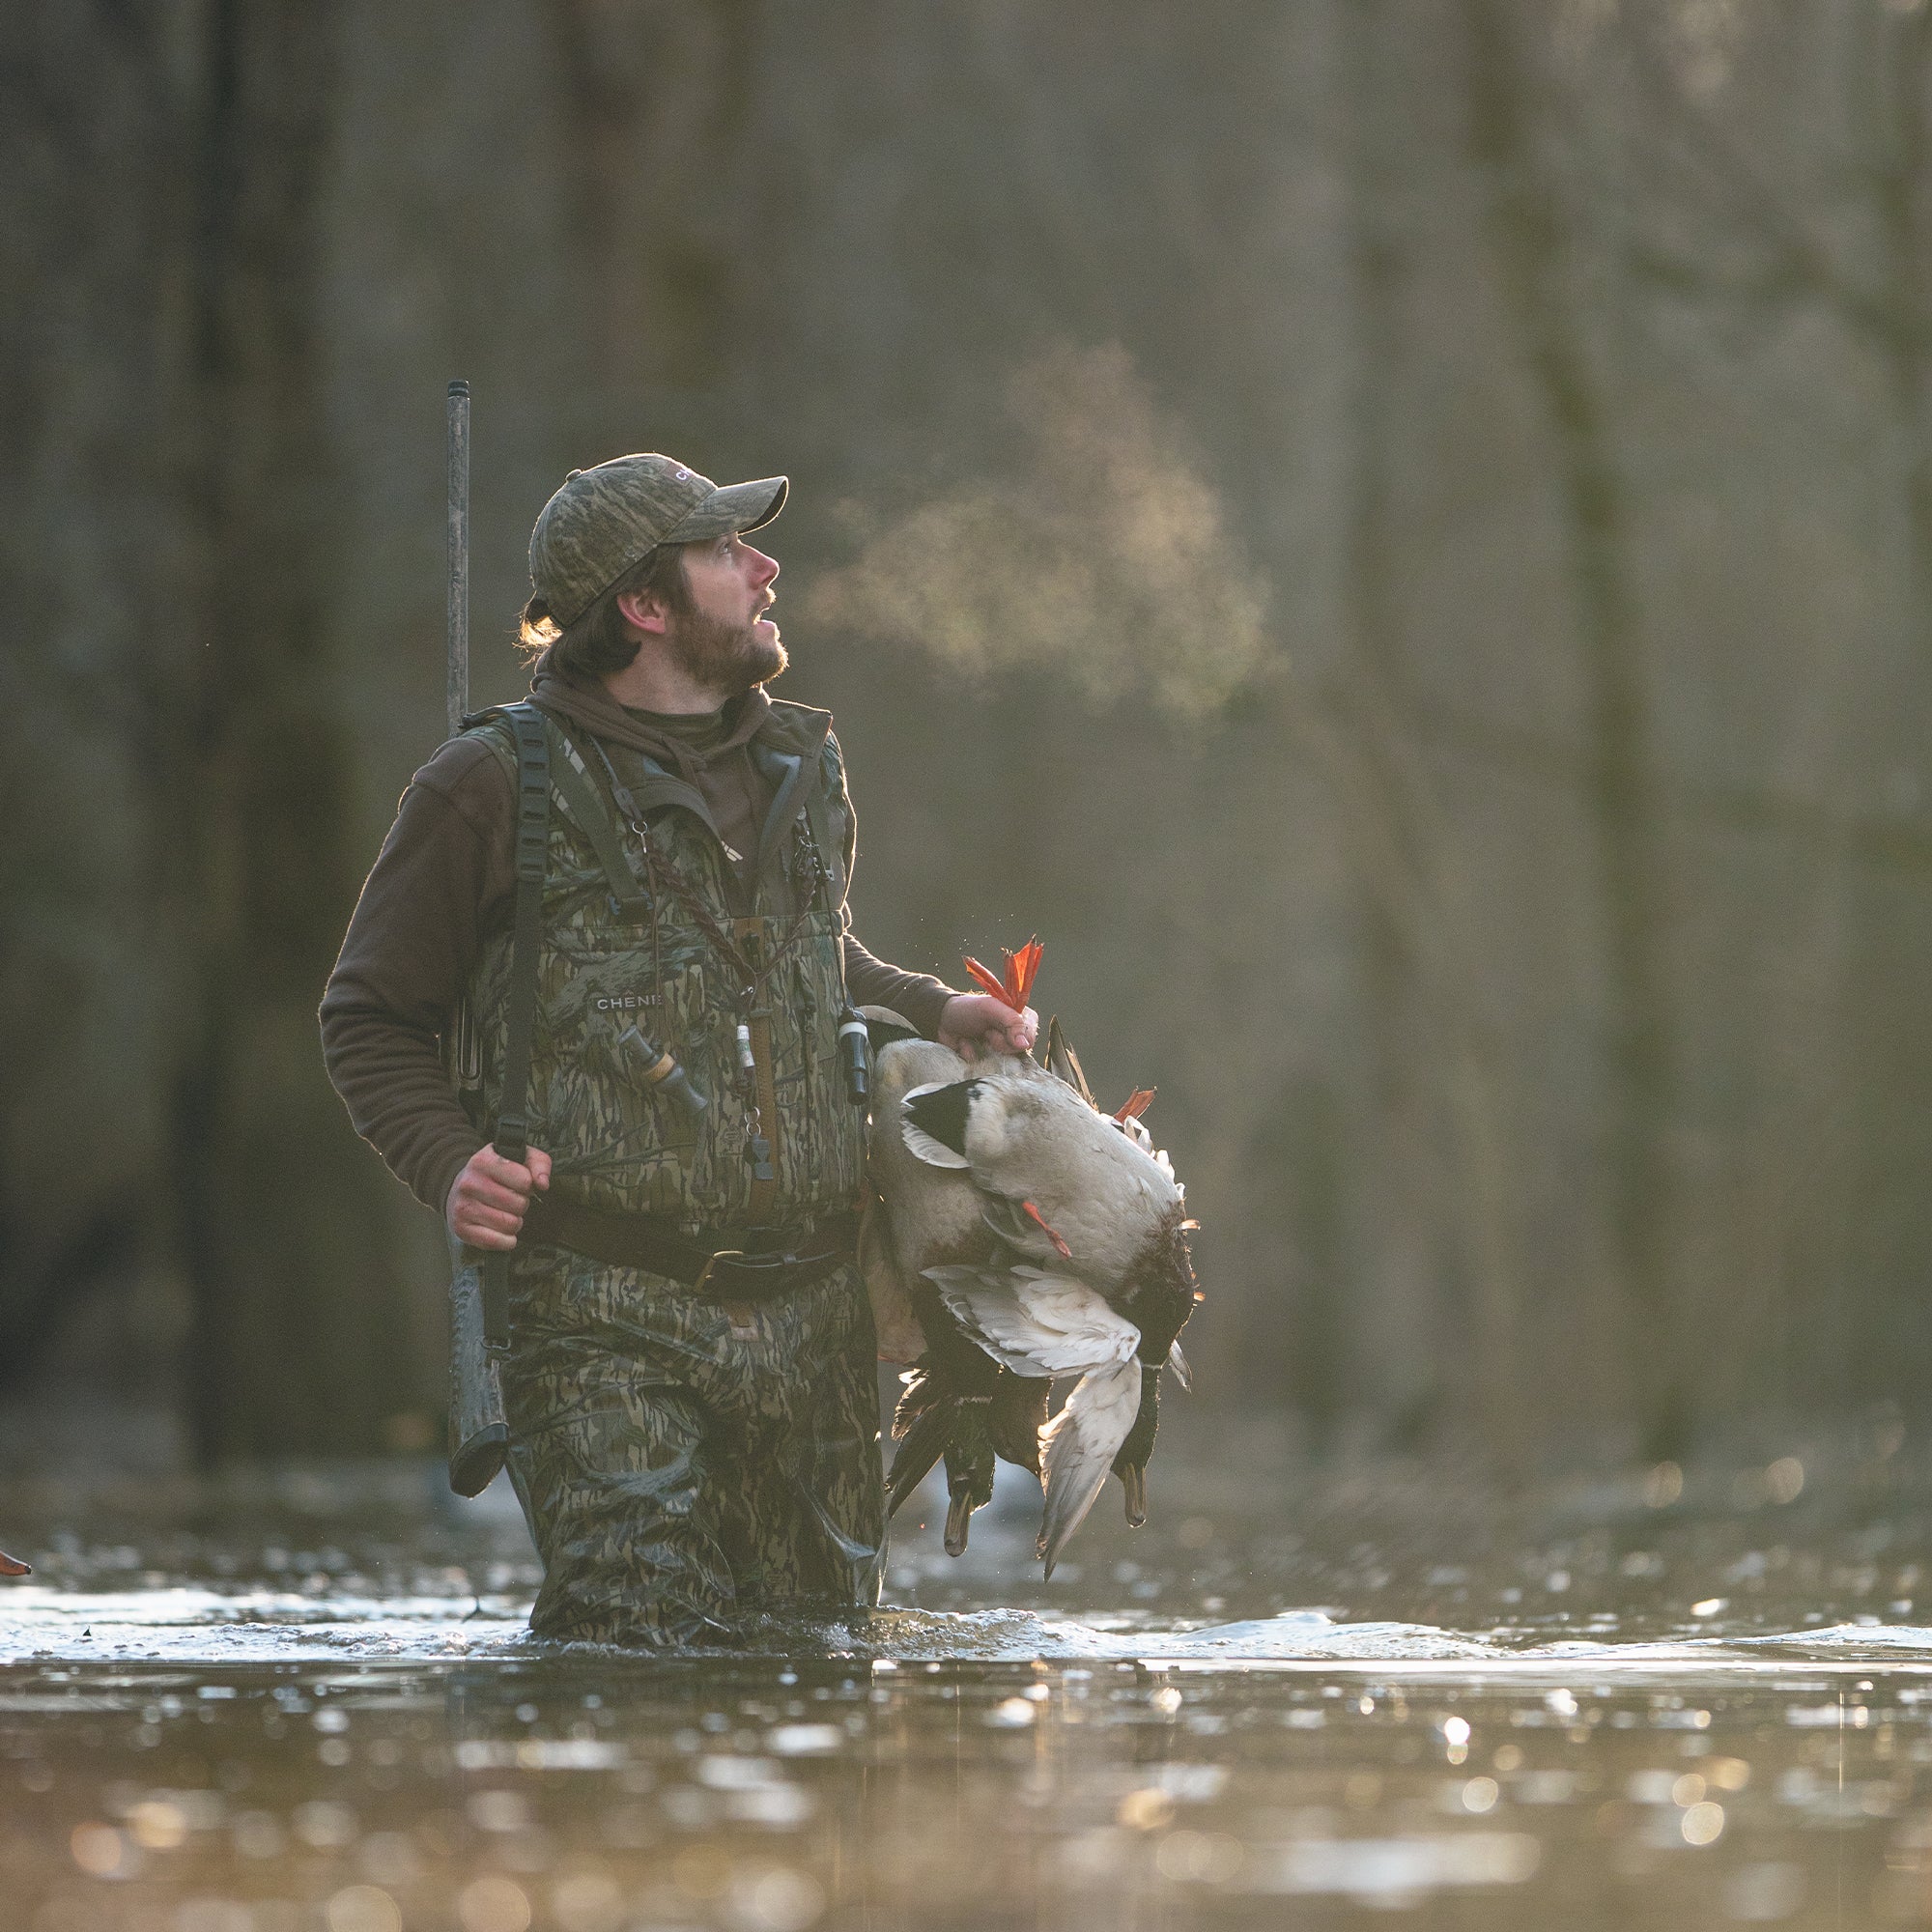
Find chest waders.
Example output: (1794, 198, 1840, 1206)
(450, 701, 885, 1641)
(454, 704, 869, 1245)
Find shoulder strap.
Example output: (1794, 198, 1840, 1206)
(747, 742, 807, 879)
(482, 701, 549, 1350)
(802, 740, 845, 913)
(545, 725, 651, 919)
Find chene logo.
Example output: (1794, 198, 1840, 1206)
(594, 993, 663, 1012)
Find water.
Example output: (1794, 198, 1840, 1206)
(7, 1423, 1932, 1928)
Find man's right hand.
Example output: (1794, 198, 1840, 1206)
(446, 1145, 553, 1249)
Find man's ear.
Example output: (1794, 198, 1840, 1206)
(615, 589, 670, 636)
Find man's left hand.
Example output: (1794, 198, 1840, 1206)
(939, 994, 1038, 1063)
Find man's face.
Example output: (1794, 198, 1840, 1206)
(668, 531, 785, 694)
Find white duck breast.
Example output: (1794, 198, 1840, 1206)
(900, 1067, 1182, 1288)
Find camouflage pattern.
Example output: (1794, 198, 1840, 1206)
(459, 700, 879, 1641)
(503, 1242, 882, 1645)
(529, 453, 787, 624)
(461, 706, 867, 1227)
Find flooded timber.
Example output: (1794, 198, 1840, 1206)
(7, 1416, 1932, 1928)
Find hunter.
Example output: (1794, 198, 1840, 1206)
(321, 454, 1037, 1643)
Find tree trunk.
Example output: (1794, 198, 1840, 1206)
(162, 0, 428, 1461)
(1462, 0, 1681, 1458)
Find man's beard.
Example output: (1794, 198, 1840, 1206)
(668, 607, 787, 695)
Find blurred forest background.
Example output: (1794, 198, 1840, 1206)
(8, 0, 1931, 1475)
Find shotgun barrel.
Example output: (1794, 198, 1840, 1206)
(444, 378, 511, 1499)
(446, 380, 469, 738)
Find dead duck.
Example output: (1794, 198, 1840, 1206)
(918, 1259, 1151, 1572)
(873, 953, 1200, 1575)
(898, 1053, 1192, 1300)
(868, 1025, 1054, 1553)
(887, 1288, 1049, 1554)
(1042, 1020, 1186, 1530)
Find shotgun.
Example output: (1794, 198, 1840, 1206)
(444, 378, 512, 1498)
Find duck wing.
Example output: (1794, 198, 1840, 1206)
(886, 1363, 952, 1517)
(1037, 1356, 1145, 1576)
(923, 1264, 1144, 1576)
(899, 1079, 979, 1170)
(885, 1294, 1004, 1518)
(922, 1264, 1140, 1379)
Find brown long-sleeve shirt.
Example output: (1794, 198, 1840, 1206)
(320, 684, 957, 1218)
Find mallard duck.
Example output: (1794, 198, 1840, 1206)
(0, 1549, 29, 1577)
(871, 961, 1200, 1576)
(869, 1029, 1053, 1553)
(917, 1259, 1150, 1572)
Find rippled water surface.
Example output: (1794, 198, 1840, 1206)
(10, 1423, 1932, 1927)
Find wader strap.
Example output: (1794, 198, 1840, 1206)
(484, 701, 551, 1350)
(753, 749, 807, 879)
(802, 781, 843, 916)
(546, 728, 650, 918)
(799, 779, 853, 1007)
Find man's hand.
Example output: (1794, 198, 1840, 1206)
(938, 994, 1039, 1064)
(446, 1145, 553, 1249)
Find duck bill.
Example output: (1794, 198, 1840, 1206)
(944, 1493, 975, 1557)
(0, 1549, 30, 1577)
(1118, 1463, 1148, 1528)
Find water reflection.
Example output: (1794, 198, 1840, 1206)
(13, 1649, 1932, 1926)
(8, 1428, 1932, 1926)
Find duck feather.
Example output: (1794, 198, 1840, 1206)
(1044, 1015, 1098, 1108)
(923, 1263, 1145, 1573)
(899, 1080, 976, 1171)
(923, 1264, 1140, 1379)
(1038, 1355, 1145, 1576)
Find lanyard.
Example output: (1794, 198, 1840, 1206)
(586, 737, 831, 1189)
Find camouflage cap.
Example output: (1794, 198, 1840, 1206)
(529, 453, 787, 625)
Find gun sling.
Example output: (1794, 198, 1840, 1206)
(479, 701, 552, 1350)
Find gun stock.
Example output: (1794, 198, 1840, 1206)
(448, 1232, 510, 1497)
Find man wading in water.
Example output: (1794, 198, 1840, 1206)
(322, 455, 1036, 1643)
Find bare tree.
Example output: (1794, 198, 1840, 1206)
(1461, 0, 1683, 1456)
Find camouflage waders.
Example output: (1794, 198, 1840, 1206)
(458, 700, 882, 1644)
(503, 1246, 880, 1644)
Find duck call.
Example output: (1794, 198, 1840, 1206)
(616, 1023, 708, 1122)
(838, 1008, 870, 1105)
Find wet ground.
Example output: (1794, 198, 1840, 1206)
(9, 1412, 1932, 1928)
